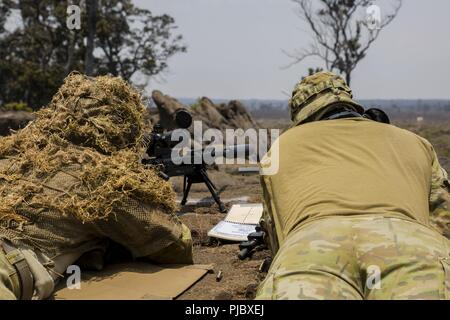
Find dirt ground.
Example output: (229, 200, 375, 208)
(172, 168, 270, 300)
(160, 116, 288, 300)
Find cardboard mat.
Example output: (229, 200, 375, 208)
(53, 263, 213, 300)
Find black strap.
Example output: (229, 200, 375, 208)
(322, 110, 362, 121)
(444, 180, 450, 191)
(1, 241, 34, 300)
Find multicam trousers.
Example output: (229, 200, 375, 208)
(0, 248, 21, 300)
(256, 216, 450, 300)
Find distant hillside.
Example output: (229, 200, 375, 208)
(176, 98, 450, 120)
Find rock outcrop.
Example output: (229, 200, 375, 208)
(0, 111, 35, 136)
(151, 91, 259, 131)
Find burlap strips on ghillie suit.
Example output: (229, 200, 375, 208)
(0, 73, 187, 260)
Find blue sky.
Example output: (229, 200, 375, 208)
(134, 0, 450, 100)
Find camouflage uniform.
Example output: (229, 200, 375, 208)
(0, 248, 21, 300)
(256, 72, 450, 300)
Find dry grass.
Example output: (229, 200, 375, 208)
(396, 121, 450, 172)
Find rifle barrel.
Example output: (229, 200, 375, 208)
(191, 144, 251, 159)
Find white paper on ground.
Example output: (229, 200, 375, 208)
(224, 203, 263, 224)
(208, 221, 258, 242)
(207, 203, 263, 242)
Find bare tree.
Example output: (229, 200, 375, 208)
(286, 0, 402, 84)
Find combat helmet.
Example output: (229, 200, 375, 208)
(289, 71, 364, 126)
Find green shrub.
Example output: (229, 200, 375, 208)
(0, 102, 33, 112)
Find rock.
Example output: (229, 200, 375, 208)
(0, 111, 35, 136)
(214, 290, 234, 300)
(195, 97, 226, 129)
(244, 283, 259, 299)
(151, 91, 259, 132)
(218, 100, 258, 130)
(152, 90, 187, 130)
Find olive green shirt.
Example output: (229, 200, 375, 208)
(261, 118, 450, 253)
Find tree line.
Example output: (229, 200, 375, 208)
(0, 0, 186, 110)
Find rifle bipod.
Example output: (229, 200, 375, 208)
(180, 166, 227, 213)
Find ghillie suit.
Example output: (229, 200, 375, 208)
(0, 73, 192, 300)
(256, 71, 450, 300)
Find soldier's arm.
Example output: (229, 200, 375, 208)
(259, 175, 280, 256)
(144, 222, 193, 264)
(429, 148, 450, 239)
(92, 202, 193, 264)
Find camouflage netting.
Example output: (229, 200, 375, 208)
(0, 72, 177, 227)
